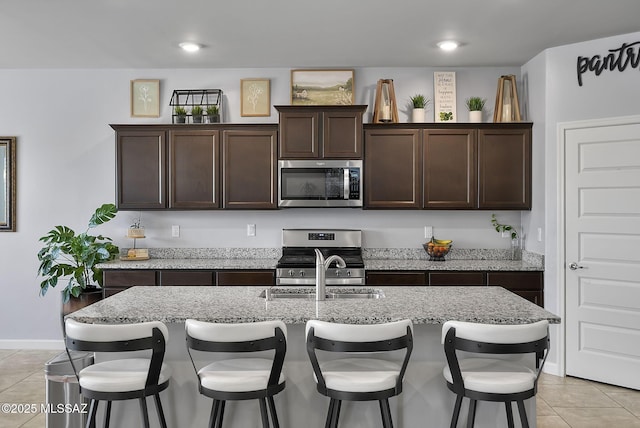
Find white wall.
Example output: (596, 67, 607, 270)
(523, 30, 640, 373)
(0, 66, 522, 343)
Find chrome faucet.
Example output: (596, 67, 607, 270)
(315, 248, 346, 301)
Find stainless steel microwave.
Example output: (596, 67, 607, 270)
(278, 160, 363, 207)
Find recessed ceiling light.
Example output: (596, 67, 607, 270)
(437, 41, 459, 52)
(179, 42, 202, 53)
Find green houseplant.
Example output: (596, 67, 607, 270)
(206, 105, 220, 123)
(191, 105, 203, 123)
(490, 214, 521, 260)
(37, 203, 120, 303)
(409, 94, 429, 123)
(174, 106, 187, 123)
(465, 97, 486, 123)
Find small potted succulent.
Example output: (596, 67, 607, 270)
(409, 94, 429, 123)
(465, 97, 486, 123)
(191, 105, 204, 123)
(174, 106, 187, 123)
(206, 105, 220, 123)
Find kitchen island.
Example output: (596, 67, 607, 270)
(68, 286, 559, 428)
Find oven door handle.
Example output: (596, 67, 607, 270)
(276, 277, 365, 286)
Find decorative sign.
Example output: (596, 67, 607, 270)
(434, 72, 456, 122)
(576, 40, 640, 86)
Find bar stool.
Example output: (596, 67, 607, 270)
(441, 320, 549, 428)
(185, 319, 287, 428)
(64, 318, 171, 428)
(305, 319, 413, 428)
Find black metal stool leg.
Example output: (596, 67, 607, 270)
(332, 399, 342, 428)
(216, 401, 226, 428)
(379, 398, 394, 428)
(505, 401, 515, 428)
(466, 399, 477, 428)
(154, 394, 168, 428)
(104, 401, 112, 428)
(208, 400, 220, 428)
(325, 399, 336, 428)
(139, 397, 150, 428)
(450, 396, 462, 428)
(517, 401, 530, 428)
(86, 399, 98, 428)
(267, 396, 280, 428)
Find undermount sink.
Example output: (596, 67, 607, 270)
(260, 287, 385, 300)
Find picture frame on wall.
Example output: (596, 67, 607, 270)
(290, 69, 354, 105)
(240, 78, 271, 117)
(433, 71, 456, 122)
(130, 79, 160, 118)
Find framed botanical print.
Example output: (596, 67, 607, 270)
(241, 79, 271, 117)
(131, 79, 160, 117)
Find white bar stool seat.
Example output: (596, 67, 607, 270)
(185, 319, 287, 428)
(442, 320, 549, 428)
(64, 318, 171, 428)
(306, 319, 413, 428)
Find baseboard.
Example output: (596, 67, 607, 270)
(0, 340, 64, 350)
(543, 361, 563, 377)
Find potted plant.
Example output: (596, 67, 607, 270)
(490, 213, 521, 260)
(191, 105, 203, 123)
(409, 94, 429, 123)
(206, 105, 220, 123)
(174, 106, 187, 123)
(37, 203, 120, 304)
(465, 97, 486, 123)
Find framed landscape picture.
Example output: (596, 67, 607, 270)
(130, 79, 160, 117)
(290, 69, 354, 105)
(241, 78, 271, 117)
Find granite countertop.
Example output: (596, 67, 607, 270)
(364, 259, 542, 271)
(99, 258, 279, 270)
(68, 285, 560, 325)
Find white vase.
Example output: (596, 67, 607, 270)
(469, 110, 483, 123)
(412, 108, 425, 123)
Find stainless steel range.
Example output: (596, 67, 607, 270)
(276, 229, 365, 286)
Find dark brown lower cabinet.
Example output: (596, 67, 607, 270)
(103, 270, 157, 297)
(428, 271, 486, 286)
(215, 270, 275, 286)
(160, 270, 214, 286)
(487, 271, 543, 306)
(365, 271, 427, 286)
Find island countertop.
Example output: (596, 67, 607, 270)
(67, 285, 560, 325)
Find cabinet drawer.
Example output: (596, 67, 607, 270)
(366, 271, 427, 286)
(428, 272, 486, 286)
(160, 270, 214, 286)
(216, 270, 275, 286)
(103, 270, 157, 287)
(486, 272, 542, 290)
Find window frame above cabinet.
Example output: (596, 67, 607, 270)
(275, 105, 367, 159)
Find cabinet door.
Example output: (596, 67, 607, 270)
(487, 271, 543, 307)
(423, 129, 477, 209)
(322, 109, 363, 158)
(478, 127, 532, 209)
(223, 129, 278, 209)
(366, 271, 427, 286)
(364, 129, 422, 208)
(279, 111, 320, 158)
(103, 270, 157, 296)
(169, 130, 220, 209)
(428, 271, 486, 285)
(216, 270, 275, 286)
(116, 130, 166, 209)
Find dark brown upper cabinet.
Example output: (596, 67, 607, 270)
(222, 128, 278, 209)
(115, 128, 167, 209)
(169, 129, 220, 209)
(276, 105, 366, 159)
(364, 128, 422, 208)
(478, 127, 531, 210)
(423, 128, 477, 209)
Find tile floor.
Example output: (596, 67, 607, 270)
(0, 349, 639, 427)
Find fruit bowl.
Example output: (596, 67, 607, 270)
(423, 238, 453, 261)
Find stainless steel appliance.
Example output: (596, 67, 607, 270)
(276, 229, 365, 285)
(278, 160, 363, 207)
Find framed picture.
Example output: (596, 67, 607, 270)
(130, 79, 160, 117)
(433, 72, 457, 122)
(240, 79, 271, 117)
(290, 69, 354, 105)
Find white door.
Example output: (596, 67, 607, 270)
(564, 118, 640, 389)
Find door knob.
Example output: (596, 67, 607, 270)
(569, 262, 585, 270)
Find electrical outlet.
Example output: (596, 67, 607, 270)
(424, 226, 433, 239)
(537, 227, 543, 242)
(247, 224, 256, 237)
(171, 225, 180, 238)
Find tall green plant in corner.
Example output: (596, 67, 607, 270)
(37, 203, 120, 303)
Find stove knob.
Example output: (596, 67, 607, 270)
(299, 270, 305, 277)
(346, 270, 352, 277)
(288, 269, 295, 277)
(335, 270, 341, 276)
